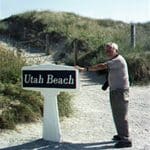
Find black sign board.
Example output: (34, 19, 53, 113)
(22, 70, 76, 89)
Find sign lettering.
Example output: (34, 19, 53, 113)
(22, 70, 76, 89)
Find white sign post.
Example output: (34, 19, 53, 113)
(21, 64, 79, 142)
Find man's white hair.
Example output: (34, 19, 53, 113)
(106, 42, 118, 50)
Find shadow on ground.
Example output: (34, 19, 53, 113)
(1, 139, 116, 150)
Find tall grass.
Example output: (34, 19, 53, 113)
(0, 45, 25, 83)
(125, 53, 150, 85)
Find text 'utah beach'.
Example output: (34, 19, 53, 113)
(24, 74, 75, 85)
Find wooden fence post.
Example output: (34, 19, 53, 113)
(45, 34, 49, 55)
(73, 39, 78, 65)
(131, 23, 136, 48)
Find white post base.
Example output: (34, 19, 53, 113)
(42, 91, 62, 142)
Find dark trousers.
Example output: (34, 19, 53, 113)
(110, 89, 130, 141)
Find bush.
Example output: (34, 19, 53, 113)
(126, 53, 150, 85)
(0, 109, 16, 129)
(58, 92, 73, 118)
(0, 82, 5, 92)
(0, 84, 74, 129)
(0, 83, 44, 129)
(12, 103, 39, 123)
(0, 45, 26, 83)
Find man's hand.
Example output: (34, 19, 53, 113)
(75, 63, 107, 72)
(75, 65, 86, 72)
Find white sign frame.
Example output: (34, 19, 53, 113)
(22, 64, 79, 142)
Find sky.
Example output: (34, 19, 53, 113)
(0, 0, 150, 23)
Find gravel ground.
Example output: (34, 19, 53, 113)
(0, 71, 150, 150)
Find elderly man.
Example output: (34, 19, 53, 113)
(76, 42, 132, 148)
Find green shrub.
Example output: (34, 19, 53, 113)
(0, 82, 5, 93)
(0, 45, 25, 83)
(0, 86, 74, 129)
(126, 53, 150, 85)
(58, 92, 73, 118)
(12, 103, 38, 122)
(0, 109, 16, 129)
(0, 83, 44, 129)
(0, 22, 9, 31)
(3, 83, 20, 96)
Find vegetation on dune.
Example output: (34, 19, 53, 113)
(0, 11, 149, 83)
(0, 11, 149, 63)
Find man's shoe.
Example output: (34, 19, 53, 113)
(112, 135, 121, 141)
(114, 140, 132, 148)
